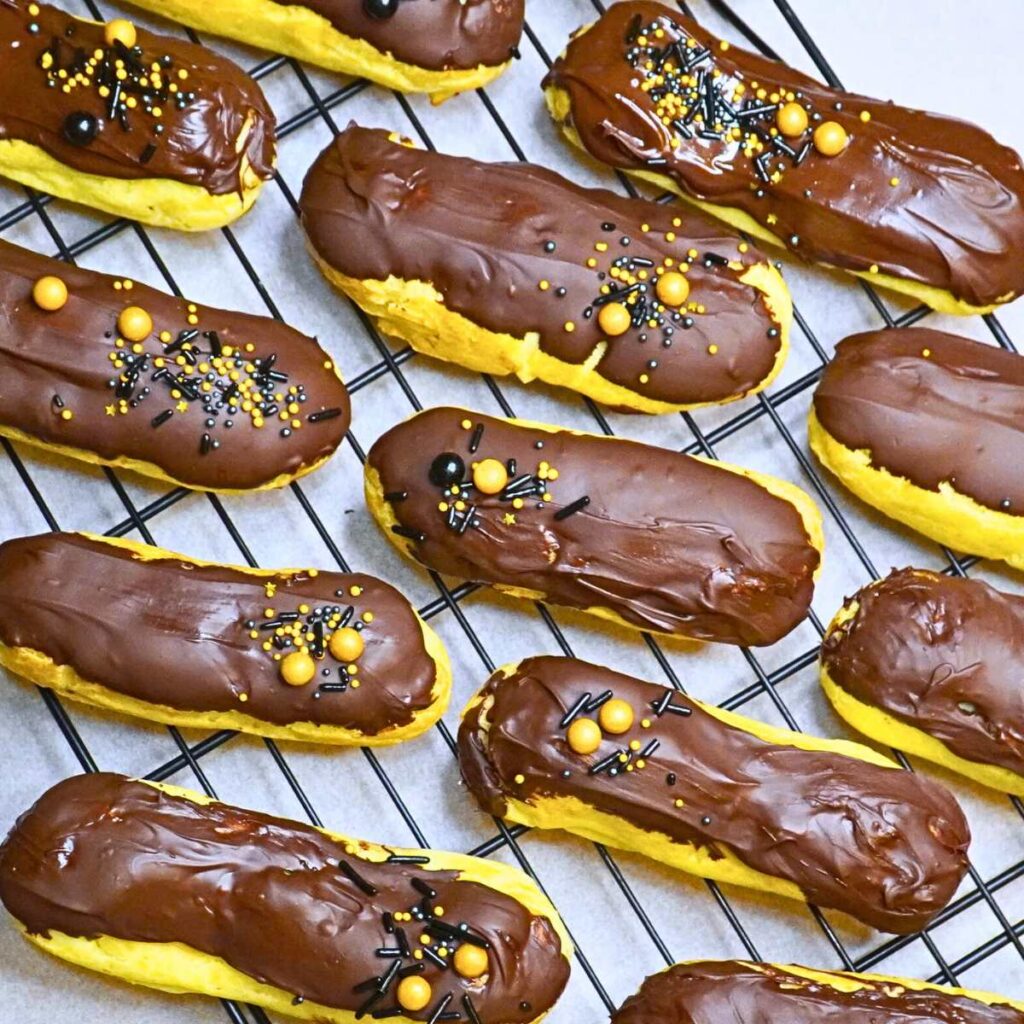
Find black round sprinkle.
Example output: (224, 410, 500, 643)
(647, 360, 658, 369)
(620, 236, 631, 246)
(666, 772, 677, 785)
(701, 815, 712, 826)
(224, 420, 233, 429)
(834, 101, 844, 111)
(363, 0, 400, 18)
(534, 440, 544, 449)
(429, 452, 466, 488)
(1001, 498, 1012, 509)
(281, 428, 292, 438)
(555, 287, 567, 298)
(601, 222, 615, 231)
(62, 111, 99, 147)
(683, 317, 694, 329)
(543, 240, 556, 253)
(662, 338, 673, 347)
(561, 769, 571, 778)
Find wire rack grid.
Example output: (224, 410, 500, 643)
(2, 1, 1024, 1022)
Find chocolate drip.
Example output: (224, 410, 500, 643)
(824, 568, 1024, 775)
(544, 2, 1024, 308)
(813, 328, 1024, 515)
(366, 408, 819, 646)
(458, 657, 970, 933)
(0, 533, 439, 734)
(300, 126, 784, 407)
(276, 0, 523, 70)
(0, 774, 569, 1020)
(612, 960, 1024, 1023)
(0, 240, 349, 490)
(0, 1, 275, 195)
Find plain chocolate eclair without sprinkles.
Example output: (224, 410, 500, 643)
(810, 327, 1024, 570)
(612, 961, 1024, 1024)
(822, 568, 1024, 795)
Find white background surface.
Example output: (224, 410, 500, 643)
(3, 1, 1024, 1022)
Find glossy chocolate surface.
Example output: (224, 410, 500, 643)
(0, 240, 349, 490)
(300, 126, 784, 407)
(813, 328, 1024, 514)
(278, 0, 522, 70)
(458, 656, 970, 933)
(544, 2, 1024, 307)
(612, 961, 1024, 1023)
(366, 408, 819, 646)
(824, 568, 1024, 775)
(0, 533, 438, 734)
(0, 1, 275, 195)
(0, 774, 569, 1020)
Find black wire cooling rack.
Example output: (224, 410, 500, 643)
(3, 0, 1024, 1021)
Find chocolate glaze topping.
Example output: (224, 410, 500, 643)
(277, 0, 523, 70)
(0, 533, 439, 735)
(300, 126, 785, 407)
(0, 773, 569, 1020)
(612, 960, 1024, 1024)
(0, 1, 275, 195)
(0, 240, 349, 490)
(824, 568, 1024, 775)
(813, 328, 1024, 515)
(458, 657, 970, 933)
(366, 408, 819, 646)
(544, 2, 1024, 307)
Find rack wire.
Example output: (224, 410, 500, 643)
(3, 0, 1024, 1020)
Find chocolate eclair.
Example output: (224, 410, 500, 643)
(543, 1, 1024, 315)
(119, 0, 523, 102)
(300, 126, 791, 414)
(0, 773, 572, 1022)
(0, 239, 349, 491)
(458, 656, 971, 934)
(0, 532, 450, 745)
(365, 407, 822, 647)
(822, 568, 1024, 795)
(612, 960, 1024, 1023)
(0, 1, 276, 230)
(810, 328, 1024, 570)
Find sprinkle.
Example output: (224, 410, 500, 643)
(384, 491, 408, 502)
(468, 423, 484, 453)
(386, 854, 430, 865)
(377, 959, 402, 993)
(338, 859, 378, 896)
(589, 749, 621, 776)
(411, 878, 437, 899)
(639, 739, 660, 759)
(420, 946, 448, 971)
(554, 495, 590, 520)
(462, 995, 484, 1024)
(585, 690, 613, 713)
(308, 407, 342, 423)
(426, 994, 454, 1024)
(391, 525, 425, 542)
(560, 692, 592, 728)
